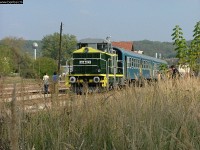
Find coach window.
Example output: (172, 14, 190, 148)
(141, 61, 143, 68)
(146, 61, 148, 69)
(136, 60, 138, 68)
(143, 60, 145, 68)
(130, 58, 132, 67)
(141, 60, 144, 68)
(127, 57, 131, 68)
(154, 63, 157, 71)
(135, 59, 138, 68)
(147, 61, 149, 69)
(133, 59, 136, 68)
(131, 58, 134, 67)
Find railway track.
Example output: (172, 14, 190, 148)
(0, 81, 68, 98)
(0, 81, 71, 112)
(0, 79, 114, 113)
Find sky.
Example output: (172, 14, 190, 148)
(0, 0, 200, 42)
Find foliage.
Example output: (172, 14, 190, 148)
(41, 33, 77, 64)
(33, 57, 57, 78)
(171, 25, 189, 65)
(19, 54, 35, 78)
(0, 45, 13, 76)
(0, 37, 34, 77)
(159, 63, 168, 73)
(0, 35, 77, 78)
(189, 21, 200, 72)
(171, 22, 200, 73)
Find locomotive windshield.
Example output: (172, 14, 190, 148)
(77, 38, 112, 52)
(77, 43, 111, 52)
(97, 43, 108, 51)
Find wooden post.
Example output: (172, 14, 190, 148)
(58, 22, 62, 75)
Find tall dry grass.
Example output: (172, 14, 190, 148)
(1, 77, 200, 149)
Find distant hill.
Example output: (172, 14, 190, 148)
(134, 40, 176, 58)
(24, 40, 177, 59)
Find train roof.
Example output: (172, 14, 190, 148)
(73, 47, 117, 56)
(114, 46, 167, 64)
(78, 38, 109, 44)
(77, 38, 167, 64)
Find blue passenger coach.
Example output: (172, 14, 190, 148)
(113, 46, 167, 81)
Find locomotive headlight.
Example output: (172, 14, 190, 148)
(69, 76, 76, 83)
(93, 77, 100, 83)
(97, 69, 101, 72)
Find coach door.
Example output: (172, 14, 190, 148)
(153, 62, 157, 78)
(124, 56, 127, 78)
(139, 59, 142, 76)
(149, 61, 153, 78)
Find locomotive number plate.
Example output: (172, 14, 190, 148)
(79, 60, 91, 64)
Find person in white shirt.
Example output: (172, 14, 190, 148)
(43, 73, 49, 94)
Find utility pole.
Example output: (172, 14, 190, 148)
(58, 22, 62, 75)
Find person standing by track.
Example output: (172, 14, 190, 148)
(170, 65, 180, 87)
(43, 73, 49, 94)
(51, 71, 59, 106)
(170, 65, 180, 79)
(52, 71, 59, 94)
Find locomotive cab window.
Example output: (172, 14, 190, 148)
(97, 43, 107, 51)
(77, 43, 88, 49)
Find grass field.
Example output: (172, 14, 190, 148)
(0, 77, 200, 150)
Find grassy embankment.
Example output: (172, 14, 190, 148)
(0, 77, 200, 150)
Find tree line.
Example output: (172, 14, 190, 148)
(0, 33, 77, 78)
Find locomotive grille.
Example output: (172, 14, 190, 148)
(73, 53, 103, 74)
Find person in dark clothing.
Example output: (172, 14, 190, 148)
(52, 71, 58, 83)
(170, 65, 180, 79)
(52, 71, 59, 94)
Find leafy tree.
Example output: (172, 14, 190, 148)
(0, 46, 12, 76)
(0, 37, 24, 74)
(190, 21, 200, 73)
(19, 54, 35, 78)
(34, 57, 57, 78)
(159, 63, 168, 72)
(41, 33, 77, 64)
(0, 37, 34, 77)
(171, 25, 188, 66)
(171, 22, 200, 74)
